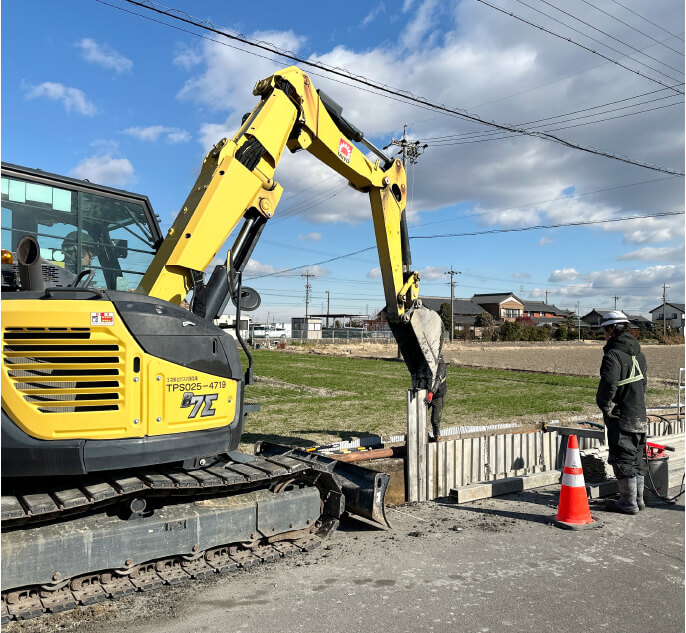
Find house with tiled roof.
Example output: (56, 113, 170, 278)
(649, 302, 685, 334)
(471, 293, 524, 322)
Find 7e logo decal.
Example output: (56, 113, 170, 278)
(181, 392, 218, 418)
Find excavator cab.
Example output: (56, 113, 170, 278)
(1, 163, 162, 292)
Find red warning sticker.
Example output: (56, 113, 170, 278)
(91, 312, 114, 326)
(337, 138, 353, 164)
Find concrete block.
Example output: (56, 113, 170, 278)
(450, 470, 561, 503)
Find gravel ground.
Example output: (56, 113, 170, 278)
(294, 341, 684, 383)
(10, 486, 684, 633)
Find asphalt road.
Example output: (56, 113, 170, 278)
(15, 484, 684, 633)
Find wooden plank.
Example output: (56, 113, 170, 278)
(406, 389, 418, 503)
(417, 391, 427, 502)
(436, 441, 445, 498)
(447, 440, 456, 495)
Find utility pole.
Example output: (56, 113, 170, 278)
(326, 290, 330, 328)
(545, 289, 549, 304)
(662, 283, 670, 338)
(445, 267, 461, 341)
(387, 125, 427, 358)
(302, 271, 314, 319)
(576, 301, 581, 341)
(388, 124, 428, 168)
(612, 295, 621, 309)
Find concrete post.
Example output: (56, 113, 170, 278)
(406, 389, 428, 502)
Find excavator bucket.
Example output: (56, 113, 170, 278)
(388, 304, 444, 391)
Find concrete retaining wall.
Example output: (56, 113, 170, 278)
(406, 389, 684, 502)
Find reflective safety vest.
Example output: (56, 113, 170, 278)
(617, 356, 644, 386)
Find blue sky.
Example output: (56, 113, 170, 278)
(3, 0, 684, 321)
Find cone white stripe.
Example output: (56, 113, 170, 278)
(564, 448, 582, 469)
(561, 472, 586, 488)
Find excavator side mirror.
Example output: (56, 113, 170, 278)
(231, 286, 261, 311)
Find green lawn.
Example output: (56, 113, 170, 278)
(239, 350, 674, 448)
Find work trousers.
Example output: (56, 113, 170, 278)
(607, 424, 647, 479)
(429, 395, 444, 436)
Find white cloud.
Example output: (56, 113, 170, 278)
(244, 259, 329, 279)
(69, 155, 135, 186)
(361, 3, 386, 27)
(367, 267, 382, 279)
(25, 82, 96, 115)
(76, 38, 132, 73)
(123, 125, 191, 143)
(549, 268, 578, 282)
(618, 246, 684, 263)
(418, 265, 445, 281)
(173, 43, 203, 70)
(298, 232, 322, 241)
(512, 272, 530, 279)
(172, 1, 684, 313)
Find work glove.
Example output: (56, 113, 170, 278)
(424, 392, 433, 406)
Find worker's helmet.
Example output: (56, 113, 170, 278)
(600, 310, 630, 328)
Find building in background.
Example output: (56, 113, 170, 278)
(649, 302, 685, 334)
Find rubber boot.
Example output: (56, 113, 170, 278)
(636, 475, 645, 511)
(605, 477, 639, 515)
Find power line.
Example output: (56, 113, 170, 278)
(425, 99, 684, 147)
(246, 210, 683, 279)
(520, 0, 684, 77)
(101, 0, 685, 176)
(418, 88, 683, 143)
(593, 0, 685, 52)
(412, 210, 684, 239)
(413, 175, 681, 230)
(474, 0, 684, 95)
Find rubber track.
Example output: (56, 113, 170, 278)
(1, 453, 312, 528)
(1, 532, 322, 623)
(1, 452, 335, 622)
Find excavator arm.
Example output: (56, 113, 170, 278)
(137, 66, 442, 388)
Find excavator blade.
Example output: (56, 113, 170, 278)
(256, 442, 391, 528)
(389, 304, 444, 391)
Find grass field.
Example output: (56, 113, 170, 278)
(240, 350, 677, 449)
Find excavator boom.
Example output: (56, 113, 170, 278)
(137, 66, 442, 387)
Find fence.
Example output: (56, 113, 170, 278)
(406, 389, 685, 502)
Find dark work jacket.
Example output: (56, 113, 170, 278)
(596, 331, 647, 433)
(430, 355, 447, 399)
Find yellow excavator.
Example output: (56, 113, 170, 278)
(0, 66, 443, 621)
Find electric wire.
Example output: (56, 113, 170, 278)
(98, 0, 686, 176)
(474, 0, 684, 95)
(414, 175, 680, 230)
(590, 0, 685, 53)
(519, 0, 684, 77)
(418, 89, 683, 143)
(246, 210, 684, 279)
(425, 99, 684, 147)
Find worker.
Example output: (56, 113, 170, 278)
(596, 311, 648, 514)
(425, 354, 447, 442)
(62, 231, 94, 273)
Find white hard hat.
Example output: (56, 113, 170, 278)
(600, 310, 630, 328)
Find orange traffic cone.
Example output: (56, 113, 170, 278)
(553, 434, 602, 530)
